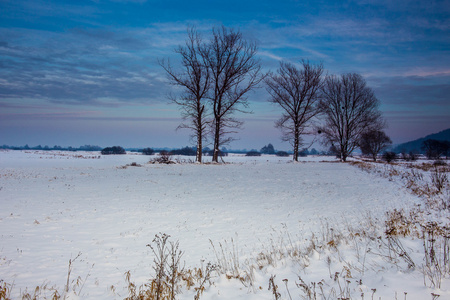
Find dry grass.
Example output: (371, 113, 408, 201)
(351, 158, 449, 209)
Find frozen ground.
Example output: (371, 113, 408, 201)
(0, 150, 448, 299)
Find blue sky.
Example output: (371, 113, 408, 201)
(1, 0, 449, 150)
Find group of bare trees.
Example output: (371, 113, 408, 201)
(161, 26, 388, 163)
(160, 27, 263, 163)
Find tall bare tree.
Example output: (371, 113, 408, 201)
(359, 130, 392, 161)
(160, 28, 210, 163)
(319, 73, 384, 162)
(203, 26, 264, 163)
(265, 60, 323, 161)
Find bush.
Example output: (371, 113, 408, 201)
(101, 146, 126, 155)
(149, 151, 175, 164)
(260, 144, 275, 154)
(169, 146, 196, 156)
(276, 151, 289, 157)
(382, 151, 397, 163)
(433, 159, 447, 166)
(246, 151, 261, 157)
(205, 150, 228, 157)
(430, 166, 449, 193)
(142, 148, 154, 155)
(400, 150, 418, 162)
(409, 151, 418, 161)
(299, 148, 309, 157)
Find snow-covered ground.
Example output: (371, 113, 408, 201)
(0, 150, 448, 299)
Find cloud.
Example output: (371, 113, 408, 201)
(1, 0, 449, 147)
(0, 111, 180, 122)
(258, 51, 283, 62)
(0, 26, 174, 105)
(371, 73, 450, 106)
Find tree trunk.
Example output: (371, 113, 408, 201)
(293, 128, 299, 161)
(212, 119, 221, 163)
(196, 105, 204, 163)
(196, 131, 202, 163)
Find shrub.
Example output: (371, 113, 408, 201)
(433, 159, 447, 166)
(170, 147, 196, 156)
(430, 166, 449, 193)
(400, 150, 412, 161)
(150, 152, 175, 164)
(206, 150, 228, 157)
(382, 151, 397, 163)
(101, 146, 126, 155)
(142, 148, 154, 155)
(276, 151, 289, 157)
(260, 144, 275, 154)
(299, 148, 309, 157)
(422, 139, 449, 159)
(246, 151, 261, 157)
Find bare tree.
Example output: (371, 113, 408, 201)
(422, 139, 450, 159)
(160, 28, 210, 163)
(265, 60, 323, 161)
(318, 73, 384, 162)
(359, 130, 392, 161)
(203, 26, 264, 163)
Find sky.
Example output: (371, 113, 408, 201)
(0, 0, 449, 151)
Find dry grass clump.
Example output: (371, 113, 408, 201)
(0, 252, 92, 300)
(430, 166, 449, 193)
(149, 153, 176, 165)
(384, 208, 421, 238)
(0, 280, 12, 300)
(124, 261, 216, 300)
(124, 234, 216, 300)
(420, 222, 450, 289)
(410, 161, 448, 172)
(119, 162, 143, 169)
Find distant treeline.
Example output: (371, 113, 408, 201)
(0, 144, 103, 151)
(0, 143, 336, 157)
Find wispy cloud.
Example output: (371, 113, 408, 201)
(0, 26, 173, 105)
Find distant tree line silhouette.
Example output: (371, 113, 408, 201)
(1, 144, 102, 151)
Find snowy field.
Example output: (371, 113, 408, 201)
(0, 150, 448, 299)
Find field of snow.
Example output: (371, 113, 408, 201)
(0, 150, 448, 299)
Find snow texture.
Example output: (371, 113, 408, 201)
(0, 150, 448, 299)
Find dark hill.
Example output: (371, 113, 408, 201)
(393, 128, 450, 153)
